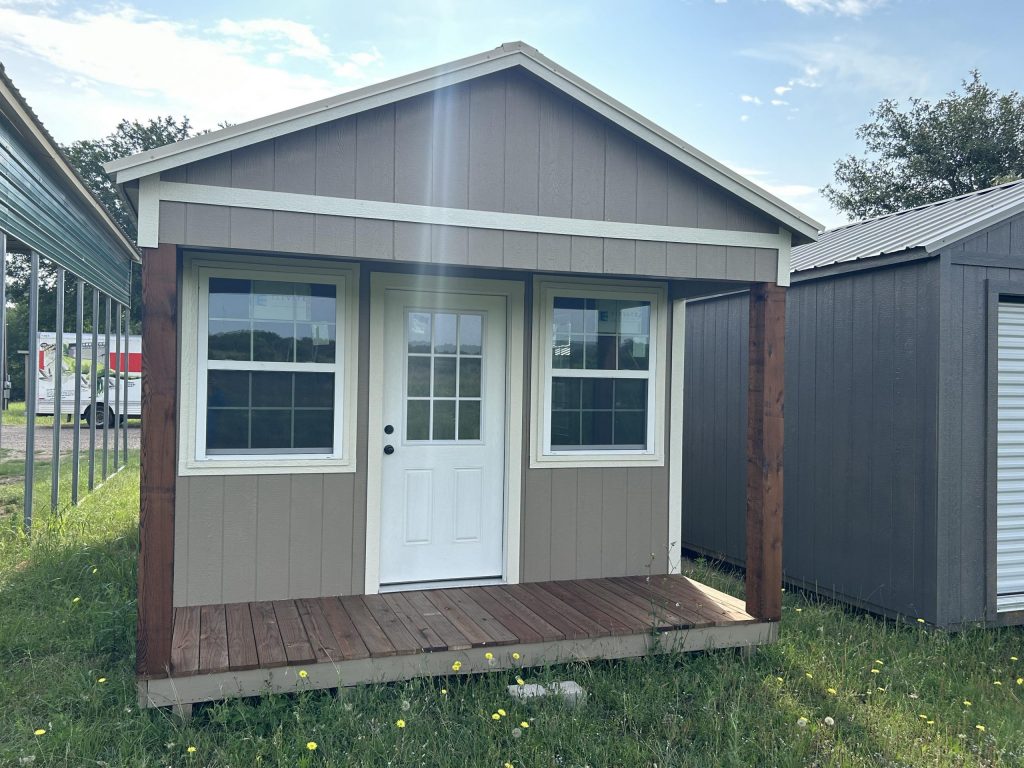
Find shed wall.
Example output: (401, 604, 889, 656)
(682, 258, 941, 621)
(156, 69, 779, 282)
(937, 212, 1024, 626)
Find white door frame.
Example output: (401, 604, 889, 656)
(364, 273, 524, 594)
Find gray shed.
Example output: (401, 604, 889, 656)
(682, 180, 1024, 629)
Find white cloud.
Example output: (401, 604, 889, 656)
(742, 40, 928, 96)
(740, 94, 762, 105)
(739, 114, 750, 122)
(770, 98, 788, 106)
(0, 5, 383, 140)
(773, 85, 792, 95)
(778, 0, 887, 16)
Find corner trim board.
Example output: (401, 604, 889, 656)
(156, 181, 791, 252)
(137, 175, 161, 249)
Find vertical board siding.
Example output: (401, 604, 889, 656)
(938, 215, 1024, 625)
(175, 473, 359, 607)
(682, 259, 940, 621)
(171, 69, 780, 279)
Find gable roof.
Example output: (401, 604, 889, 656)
(105, 41, 821, 243)
(792, 180, 1024, 273)
(1, 63, 139, 262)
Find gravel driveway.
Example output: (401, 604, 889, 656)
(1, 421, 140, 461)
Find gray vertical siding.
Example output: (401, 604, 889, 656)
(159, 69, 781, 281)
(937, 213, 1024, 626)
(682, 258, 941, 621)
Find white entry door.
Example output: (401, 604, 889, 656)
(378, 283, 508, 587)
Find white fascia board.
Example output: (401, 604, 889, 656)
(159, 180, 792, 251)
(136, 175, 160, 248)
(105, 42, 821, 241)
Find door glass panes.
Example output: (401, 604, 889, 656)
(206, 371, 334, 453)
(208, 278, 337, 363)
(406, 311, 483, 441)
(551, 297, 650, 371)
(550, 377, 647, 450)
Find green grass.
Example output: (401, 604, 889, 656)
(0, 465, 1022, 767)
(3, 400, 54, 428)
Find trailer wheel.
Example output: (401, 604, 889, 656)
(86, 404, 114, 428)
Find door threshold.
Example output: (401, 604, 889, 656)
(379, 576, 505, 593)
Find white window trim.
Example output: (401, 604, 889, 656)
(530, 275, 667, 469)
(179, 253, 359, 476)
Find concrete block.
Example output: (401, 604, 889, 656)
(508, 683, 547, 699)
(548, 680, 587, 706)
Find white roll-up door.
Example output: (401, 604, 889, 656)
(996, 302, 1024, 612)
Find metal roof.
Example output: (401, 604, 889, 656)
(791, 180, 1024, 273)
(105, 41, 822, 242)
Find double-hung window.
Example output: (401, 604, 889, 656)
(532, 277, 666, 467)
(181, 256, 358, 475)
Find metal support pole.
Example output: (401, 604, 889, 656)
(50, 267, 64, 511)
(24, 252, 39, 533)
(0, 232, 6, 457)
(102, 297, 110, 480)
(122, 306, 129, 462)
(113, 303, 121, 470)
(71, 279, 83, 504)
(88, 288, 98, 491)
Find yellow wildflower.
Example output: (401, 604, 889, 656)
(963, 700, 972, 707)
(91, 568, 98, 574)
(298, 669, 308, 679)
(491, 713, 501, 721)
(976, 724, 986, 732)
(520, 721, 529, 728)
(505, 763, 514, 768)
(1011, 656, 1018, 662)
(870, 668, 881, 674)
(775, 676, 784, 683)
(497, 708, 506, 717)
(441, 688, 448, 695)
(452, 660, 462, 672)
(794, 608, 803, 612)
(805, 672, 813, 679)
(97, 677, 107, 684)
(516, 676, 525, 686)
(186, 746, 197, 753)
(1016, 677, 1023, 685)
(827, 687, 837, 695)
(72, 597, 80, 604)
(919, 714, 928, 720)
(927, 720, 935, 725)
(396, 719, 406, 729)
(917, 618, 925, 624)
(484, 652, 494, 660)
(877, 687, 885, 692)
(33, 729, 46, 736)
(512, 652, 521, 660)
(874, 660, 884, 666)
(306, 742, 318, 751)
(994, 681, 1002, 686)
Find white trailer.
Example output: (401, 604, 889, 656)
(35, 331, 141, 426)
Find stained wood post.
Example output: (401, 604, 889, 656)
(746, 282, 785, 622)
(138, 243, 178, 677)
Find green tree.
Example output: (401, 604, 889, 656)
(822, 72, 1024, 220)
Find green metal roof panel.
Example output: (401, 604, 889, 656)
(0, 116, 132, 304)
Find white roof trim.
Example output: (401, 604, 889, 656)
(105, 42, 821, 241)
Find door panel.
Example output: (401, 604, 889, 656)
(379, 286, 507, 586)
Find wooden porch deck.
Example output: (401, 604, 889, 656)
(142, 575, 775, 708)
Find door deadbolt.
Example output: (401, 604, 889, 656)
(383, 444, 395, 455)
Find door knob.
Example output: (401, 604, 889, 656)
(383, 445, 395, 455)
(384, 424, 394, 435)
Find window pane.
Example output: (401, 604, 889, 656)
(459, 358, 481, 398)
(590, 334, 617, 369)
(432, 400, 456, 440)
(618, 336, 649, 371)
(434, 313, 457, 354)
(252, 280, 297, 321)
(551, 296, 651, 371)
(614, 379, 646, 409)
(580, 378, 613, 409)
(294, 409, 334, 450)
(581, 410, 613, 447)
(407, 357, 431, 397)
(208, 278, 250, 320)
(552, 333, 584, 369)
(459, 315, 482, 355)
(309, 283, 337, 322)
(550, 411, 580, 447)
(208, 320, 250, 360)
(407, 400, 430, 440)
(207, 409, 249, 451)
(458, 400, 481, 440)
(251, 371, 292, 407)
(433, 357, 457, 397)
(295, 322, 336, 363)
(553, 297, 586, 334)
(614, 411, 646, 447)
(251, 409, 292, 449)
(252, 319, 294, 362)
(208, 370, 249, 408)
(295, 372, 334, 408)
(551, 377, 580, 410)
(408, 312, 432, 353)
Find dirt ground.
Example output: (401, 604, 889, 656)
(0, 421, 141, 461)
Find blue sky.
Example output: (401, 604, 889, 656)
(1, 0, 1021, 227)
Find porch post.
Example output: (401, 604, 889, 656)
(137, 243, 177, 677)
(745, 282, 785, 621)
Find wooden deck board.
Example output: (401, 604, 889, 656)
(224, 603, 260, 671)
(168, 575, 763, 679)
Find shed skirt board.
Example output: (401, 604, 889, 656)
(144, 575, 774, 707)
(996, 303, 1024, 612)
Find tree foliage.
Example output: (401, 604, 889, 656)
(822, 72, 1024, 220)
